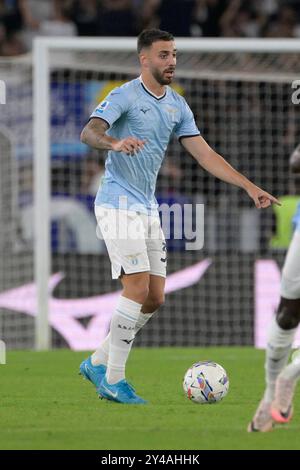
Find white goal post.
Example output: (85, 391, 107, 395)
(33, 37, 300, 351)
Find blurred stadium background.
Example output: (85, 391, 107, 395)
(1, 0, 300, 351)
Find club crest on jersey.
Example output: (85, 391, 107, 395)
(95, 100, 109, 114)
(165, 106, 178, 114)
(165, 105, 178, 122)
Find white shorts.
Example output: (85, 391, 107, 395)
(95, 207, 167, 279)
(280, 229, 300, 299)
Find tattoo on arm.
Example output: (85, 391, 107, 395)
(80, 118, 117, 150)
(89, 118, 109, 133)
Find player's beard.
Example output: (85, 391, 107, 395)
(151, 67, 175, 85)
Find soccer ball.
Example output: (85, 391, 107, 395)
(183, 361, 229, 404)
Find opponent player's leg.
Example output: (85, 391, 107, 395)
(268, 229, 300, 423)
(270, 298, 300, 423)
(248, 230, 300, 431)
(247, 295, 300, 432)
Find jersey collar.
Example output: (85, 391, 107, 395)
(139, 75, 167, 101)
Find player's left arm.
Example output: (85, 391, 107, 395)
(181, 135, 281, 209)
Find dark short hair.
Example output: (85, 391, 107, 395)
(137, 29, 174, 54)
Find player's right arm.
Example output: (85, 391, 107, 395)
(290, 143, 300, 173)
(80, 118, 145, 155)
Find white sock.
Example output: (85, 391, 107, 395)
(281, 349, 300, 382)
(135, 310, 157, 335)
(106, 296, 141, 385)
(91, 334, 110, 366)
(91, 310, 157, 366)
(264, 316, 297, 403)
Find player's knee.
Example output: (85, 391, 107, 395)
(131, 279, 150, 304)
(146, 293, 165, 312)
(122, 284, 149, 304)
(133, 285, 149, 304)
(276, 297, 300, 330)
(121, 272, 150, 304)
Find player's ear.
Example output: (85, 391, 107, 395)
(139, 52, 148, 68)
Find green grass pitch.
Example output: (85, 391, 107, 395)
(0, 347, 299, 450)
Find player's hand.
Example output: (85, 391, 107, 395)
(112, 137, 146, 156)
(246, 184, 281, 209)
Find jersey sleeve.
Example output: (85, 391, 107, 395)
(174, 99, 201, 141)
(89, 87, 130, 127)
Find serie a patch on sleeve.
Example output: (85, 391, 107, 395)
(95, 100, 110, 114)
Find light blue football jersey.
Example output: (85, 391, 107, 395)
(89, 77, 200, 214)
(293, 201, 300, 232)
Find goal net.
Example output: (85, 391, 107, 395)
(1, 38, 300, 350)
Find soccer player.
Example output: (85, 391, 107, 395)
(79, 29, 279, 404)
(248, 143, 300, 432)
